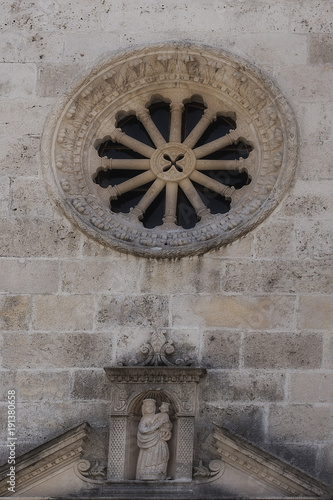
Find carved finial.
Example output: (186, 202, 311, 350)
(141, 330, 175, 366)
(117, 329, 194, 367)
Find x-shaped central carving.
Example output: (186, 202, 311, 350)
(162, 153, 185, 172)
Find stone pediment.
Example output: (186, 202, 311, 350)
(199, 424, 333, 499)
(0, 422, 97, 498)
(0, 421, 332, 500)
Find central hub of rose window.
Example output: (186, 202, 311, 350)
(151, 143, 196, 182)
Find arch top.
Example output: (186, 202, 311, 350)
(128, 389, 179, 417)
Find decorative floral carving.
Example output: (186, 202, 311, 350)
(117, 329, 194, 367)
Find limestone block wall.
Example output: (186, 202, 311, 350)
(0, 0, 332, 487)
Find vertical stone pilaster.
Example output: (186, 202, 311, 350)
(174, 416, 195, 480)
(107, 415, 127, 481)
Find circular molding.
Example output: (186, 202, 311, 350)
(41, 43, 298, 258)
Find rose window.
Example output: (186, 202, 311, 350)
(41, 44, 297, 258)
(94, 100, 252, 230)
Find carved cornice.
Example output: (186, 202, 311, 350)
(41, 43, 298, 258)
(104, 366, 205, 384)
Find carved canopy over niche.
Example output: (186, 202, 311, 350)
(41, 43, 297, 258)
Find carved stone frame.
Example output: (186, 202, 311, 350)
(41, 43, 298, 258)
(104, 367, 205, 482)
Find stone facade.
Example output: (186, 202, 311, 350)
(0, 0, 332, 493)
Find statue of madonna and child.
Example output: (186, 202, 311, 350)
(136, 399, 173, 481)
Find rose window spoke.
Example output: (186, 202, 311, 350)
(136, 108, 166, 148)
(94, 99, 252, 229)
(110, 128, 156, 158)
(182, 109, 217, 149)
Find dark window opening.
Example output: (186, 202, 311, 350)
(149, 102, 171, 142)
(94, 100, 252, 229)
(182, 101, 206, 140)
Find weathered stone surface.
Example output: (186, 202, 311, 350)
(172, 295, 296, 330)
(276, 65, 333, 102)
(299, 102, 333, 144)
(0, 218, 80, 258)
(105, 1, 292, 36)
(223, 259, 332, 294)
(208, 233, 254, 259)
(0, 31, 64, 63)
(72, 369, 111, 400)
(264, 443, 317, 478)
(0, 98, 53, 137)
(16, 371, 71, 402)
(244, 332, 322, 369)
(0, 63, 37, 98)
(0, 295, 30, 330)
(201, 370, 285, 403)
(0, 259, 59, 294)
(269, 404, 333, 442)
(96, 294, 169, 329)
(82, 238, 126, 257)
(11, 177, 56, 217)
(295, 221, 333, 260)
(61, 259, 142, 294)
(0, 134, 40, 177)
(237, 33, 307, 67)
(37, 62, 85, 97)
(63, 32, 120, 63)
(317, 444, 333, 486)
(199, 1, 290, 34)
(33, 295, 94, 331)
(298, 139, 333, 181)
(201, 330, 241, 369)
(0, 371, 15, 400)
(1, 332, 112, 369)
(3, 0, 105, 32)
(0, 407, 9, 442)
(198, 403, 266, 445)
(323, 335, 333, 369)
(0, 177, 9, 217)
(253, 220, 295, 258)
(290, 0, 333, 33)
(309, 34, 333, 64)
(299, 295, 333, 330)
(289, 372, 333, 403)
(140, 258, 221, 294)
(13, 401, 108, 441)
